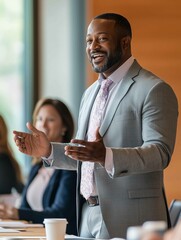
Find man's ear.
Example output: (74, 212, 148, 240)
(121, 36, 131, 50)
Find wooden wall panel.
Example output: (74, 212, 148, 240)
(86, 0, 181, 205)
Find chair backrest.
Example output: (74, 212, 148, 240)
(169, 199, 181, 227)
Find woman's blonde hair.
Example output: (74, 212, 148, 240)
(0, 115, 23, 183)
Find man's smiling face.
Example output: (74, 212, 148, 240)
(86, 19, 123, 77)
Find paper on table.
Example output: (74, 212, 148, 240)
(0, 227, 20, 233)
(0, 221, 43, 228)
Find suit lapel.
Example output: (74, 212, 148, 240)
(77, 60, 142, 139)
(100, 60, 142, 137)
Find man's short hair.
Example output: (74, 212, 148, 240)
(94, 13, 132, 38)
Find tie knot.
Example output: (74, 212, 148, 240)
(101, 79, 113, 95)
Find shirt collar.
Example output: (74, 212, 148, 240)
(98, 56, 134, 85)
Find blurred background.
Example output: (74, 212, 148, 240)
(0, 0, 181, 205)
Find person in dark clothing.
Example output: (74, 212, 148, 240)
(0, 115, 24, 194)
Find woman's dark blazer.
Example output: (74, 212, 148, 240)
(0, 153, 24, 194)
(19, 162, 77, 235)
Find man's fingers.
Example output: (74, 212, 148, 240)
(13, 130, 25, 138)
(13, 134, 25, 146)
(26, 122, 40, 135)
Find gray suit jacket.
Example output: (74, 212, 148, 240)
(48, 60, 178, 238)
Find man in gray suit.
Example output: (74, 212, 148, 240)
(13, 13, 178, 239)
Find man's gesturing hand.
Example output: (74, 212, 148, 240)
(13, 122, 51, 158)
(64, 128, 106, 165)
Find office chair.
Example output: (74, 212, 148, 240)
(169, 199, 181, 227)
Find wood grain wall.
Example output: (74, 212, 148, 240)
(86, 0, 181, 205)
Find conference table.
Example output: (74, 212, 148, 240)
(0, 220, 46, 239)
(0, 220, 96, 240)
(0, 220, 125, 240)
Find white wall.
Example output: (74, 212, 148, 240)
(38, 0, 86, 125)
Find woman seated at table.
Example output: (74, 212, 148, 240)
(0, 98, 77, 235)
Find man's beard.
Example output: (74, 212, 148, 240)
(91, 48, 122, 73)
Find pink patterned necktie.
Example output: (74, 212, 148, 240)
(80, 78, 113, 199)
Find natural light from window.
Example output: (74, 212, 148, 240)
(0, 0, 25, 173)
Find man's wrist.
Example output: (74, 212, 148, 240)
(44, 143, 52, 158)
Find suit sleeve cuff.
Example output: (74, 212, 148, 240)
(41, 144, 54, 166)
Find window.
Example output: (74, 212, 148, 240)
(0, 0, 34, 179)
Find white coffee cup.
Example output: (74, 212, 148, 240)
(127, 226, 145, 240)
(142, 221, 167, 235)
(43, 218, 68, 240)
